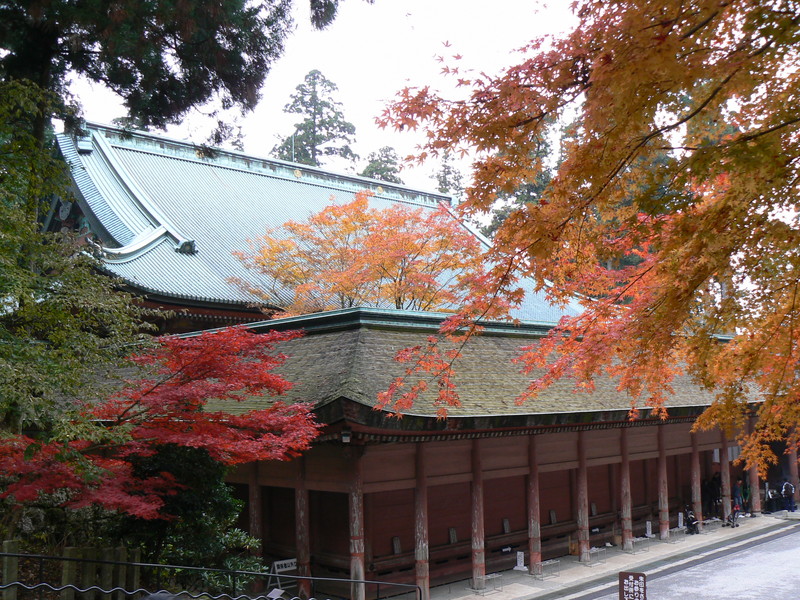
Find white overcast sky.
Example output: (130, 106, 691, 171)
(72, 0, 575, 190)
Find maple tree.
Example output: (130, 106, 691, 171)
(379, 0, 800, 471)
(237, 190, 486, 314)
(0, 326, 317, 527)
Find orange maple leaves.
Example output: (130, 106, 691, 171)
(237, 190, 487, 315)
(0, 327, 318, 518)
(379, 0, 800, 470)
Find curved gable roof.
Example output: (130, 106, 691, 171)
(58, 123, 582, 322)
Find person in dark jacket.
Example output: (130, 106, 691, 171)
(782, 478, 796, 512)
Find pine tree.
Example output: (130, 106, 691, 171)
(434, 153, 464, 201)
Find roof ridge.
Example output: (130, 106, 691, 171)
(85, 121, 452, 207)
(339, 326, 371, 403)
(92, 130, 196, 253)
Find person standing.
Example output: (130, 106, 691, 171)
(733, 478, 744, 513)
(782, 478, 796, 512)
(742, 477, 751, 516)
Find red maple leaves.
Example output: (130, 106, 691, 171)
(0, 327, 318, 519)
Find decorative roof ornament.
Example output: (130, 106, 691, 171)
(175, 240, 197, 254)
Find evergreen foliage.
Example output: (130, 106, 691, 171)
(0, 80, 150, 434)
(273, 69, 357, 166)
(434, 153, 464, 202)
(0, 0, 352, 135)
(360, 146, 404, 184)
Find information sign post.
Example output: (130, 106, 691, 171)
(619, 571, 646, 600)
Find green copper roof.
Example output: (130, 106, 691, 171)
(57, 122, 582, 323)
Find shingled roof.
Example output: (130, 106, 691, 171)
(207, 308, 719, 430)
(55, 123, 581, 324)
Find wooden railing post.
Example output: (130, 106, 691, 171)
(127, 549, 140, 594)
(61, 547, 79, 600)
(100, 547, 114, 600)
(80, 548, 97, 600)
(114, 548, 127, 600)
(2, 540, 19, 600)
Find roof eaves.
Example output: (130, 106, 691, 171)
(100, 265, 275, 310)
(243, 306, 558, 337)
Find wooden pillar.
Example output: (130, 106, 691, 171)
(295, 457, 311, 598)
(720, 434, 731, 520)
(609, 464, 618, 514)
(657, 426, 669, 539)
(747, 418, 761, 515)
(414, 444, 430, 600)
(620, 428, 633, 551)
(788, 444, 799, 504)
(527, 436, 542, 572)
(470, 439, 486, 590)
(248, 462, 263, 549)
(577, 431, 590, 562)
(349, 451, 366, 600)
(691, 432, 703, 530)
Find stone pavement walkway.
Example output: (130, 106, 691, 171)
(425, 512, 800, 600)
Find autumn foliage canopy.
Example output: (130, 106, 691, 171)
(0, 327, 317, 519)
(237, 190, 486, 314)
(380, 0, 800, 469)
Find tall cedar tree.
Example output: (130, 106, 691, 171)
(273, 69, 357, 166)
(360, 146, 405, 184)
(0, 0, 361, 142)
(236, 191, 485, 313)
(434, 152, 465, 202)
(380, 0, 800, 472)
(0, 326, 318, 529)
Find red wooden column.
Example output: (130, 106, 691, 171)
(349, 450, 366, 600)
(295, 457, 311, 598)
(747, 418, 761, 515)
(720, 434, 731, 520)
(471, 439, 486, 590)
(248, 462, 263, 548)
(657, 426, 669, 539)
(577, 431, 590, 562)
(414, 443, 430, 600)
(788, 443, 799, 506)
(527, 436, 542, 572)
(619, 428, 633, 551)
(690, 432, 703, 530)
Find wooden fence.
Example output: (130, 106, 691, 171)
(1, 540, 141, 600)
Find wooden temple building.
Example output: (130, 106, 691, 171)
(54, 124, 795, 600)
(225, 308, 784, 599)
